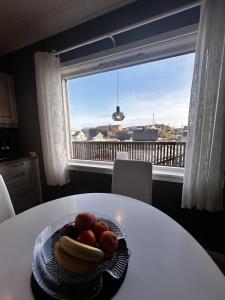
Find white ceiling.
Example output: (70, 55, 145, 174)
(0, 0, 135, 55)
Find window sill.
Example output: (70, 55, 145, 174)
(67, 159, 184, 183)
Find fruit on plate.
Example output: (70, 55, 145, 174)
(93, 221, 110, 239)
(99, 231, 118, 254)
(55, 213, 120, 274)
(77, 230, 96, 246)
(75, 212, 97, 230)
(59, 235, 104, 263)
(60, 222, 80, 239)
(54, 242, 98, 274)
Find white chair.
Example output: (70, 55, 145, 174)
(112, 159, 152, 204)
(0, 175, 15, 223)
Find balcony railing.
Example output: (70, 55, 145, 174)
(71, 141, 186, 167)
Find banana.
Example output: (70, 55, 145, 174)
(54, 242, 98, 274)
(59, 236, 104, 263)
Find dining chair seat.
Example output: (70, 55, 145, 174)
(0, 175, 15, 223)
(111, 159, 152, 204)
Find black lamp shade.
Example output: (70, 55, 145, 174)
(112, 106, 125, 121)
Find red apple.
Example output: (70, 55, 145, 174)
(77, 230, 96, 246)
(60, 222, 80, 239)
(75, 212, 97, 230)
(93, 221, 110, 239)
(99, 231, 118, 254)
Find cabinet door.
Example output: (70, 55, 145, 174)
(0, 72, 18, 126)
(0, 157, 43, 214)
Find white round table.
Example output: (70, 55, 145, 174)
(0, 193, 224, 300)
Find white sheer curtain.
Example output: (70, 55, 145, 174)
(182, 0, 225, 211)
(35, 52, 70, 186)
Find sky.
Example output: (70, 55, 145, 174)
(67, 52, 195, 131)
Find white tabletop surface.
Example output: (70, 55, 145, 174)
(0, 193, 224, 300)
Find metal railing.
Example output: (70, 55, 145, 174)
(71, 141, 186, 167)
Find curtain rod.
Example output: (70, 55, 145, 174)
(54, 1, 201, 56)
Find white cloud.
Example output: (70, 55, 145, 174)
(70, 89, 191, 130)
(121, 89, 190, 127)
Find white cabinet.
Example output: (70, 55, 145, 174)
(0, 72, 18, 126)
(0, 157, 42, 213)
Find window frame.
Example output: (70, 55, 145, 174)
(62, 24, 198, 182)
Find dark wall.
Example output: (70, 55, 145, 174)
(152, 181, 225, 254)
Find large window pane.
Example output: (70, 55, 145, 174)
(67, 53, 195, 167)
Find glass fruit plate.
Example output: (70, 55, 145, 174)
(32, 212, 130, 300)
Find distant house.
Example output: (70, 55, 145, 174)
(84, 128, 98, 140)
(100, 130, 108, 138)
(174, 128, 183, 141)
(93, 132, 105, 141)
(132, 129, 158, 141)
(83, 128, 108, 140)
(117, 132, 132, 141)
(73, 131, 87, 141)
(96, 125, 122, 132)
(110, 125, 122, 132)
(182, 126, 188, 142)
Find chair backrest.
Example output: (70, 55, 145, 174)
(112, 159, 152, 204)
(0, 175, 15, 223)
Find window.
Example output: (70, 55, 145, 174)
(63, 29, 196, 169)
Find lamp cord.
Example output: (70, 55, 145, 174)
(117, 69, 119, 106)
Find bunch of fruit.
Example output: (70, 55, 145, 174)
(54, 212, 118, 274)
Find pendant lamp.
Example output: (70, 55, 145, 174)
(112, 69, 125, 121)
